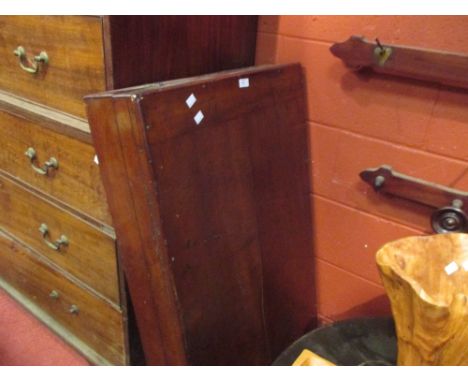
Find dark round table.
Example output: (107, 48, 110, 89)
(273, 317, 397, 366)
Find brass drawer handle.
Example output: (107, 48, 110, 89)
(39, 223, 69, 251)
(25, 147, 58, 175)
(49, 290, 60, 299)
(13, 46, 48, 74)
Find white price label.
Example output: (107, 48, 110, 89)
(194, 110, 204, 125)
(186, 93, 197, 109)
(239, 78, 250, 88)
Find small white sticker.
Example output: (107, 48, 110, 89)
(194, 110, 204, 125)
(239, 78, 250, 88)
(93, 154, 99, 165)
(445, 261, 459, 275)
(462, 260, 468, 271)
(185, 93, 197, 109)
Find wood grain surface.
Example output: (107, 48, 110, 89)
(86, 64, 316, 365)
(104, 16, 258, 89)
(0, 230, 127, 365)
(86, 96, 188, 365)
(0, 108, 112, 226)
(0, 90, 92, 142)
(377, 234, 468, 365)
(0, 16, 106, 118)
(0, 173, 120, 304)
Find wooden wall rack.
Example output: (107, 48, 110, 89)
(330, 36, 468, 90)
(361, 165, 468, 234)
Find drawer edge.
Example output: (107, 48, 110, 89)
(0, 90, 91, 144)
(1, 226, 120, 310)
(0, 170, 116, 239)
(0, 277, 124, 365)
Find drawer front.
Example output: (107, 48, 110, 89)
(0, 231, 127, 365)
(0, 109, 112, 226)
(0, 16, 106, 118)
(0, 174, 120, 304)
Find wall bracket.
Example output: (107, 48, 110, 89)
(360, 165, 468, 233)
(330, 36, 468, 91)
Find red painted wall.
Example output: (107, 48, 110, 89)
(256, 16, 468, 324)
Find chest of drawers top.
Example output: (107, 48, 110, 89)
(0, 16, 258, 119)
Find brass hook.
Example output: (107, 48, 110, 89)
(373, 38, 392, 66)
(375, 38, 384, 52)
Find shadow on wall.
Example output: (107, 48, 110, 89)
(255, 16, 280, 64)
(332, 294, 392, 323)
(336, 67, 468, 127)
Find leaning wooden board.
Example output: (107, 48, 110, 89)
(85, 64, 316, 365)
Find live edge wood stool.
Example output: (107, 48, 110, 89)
(85, 64, 316, 365)
(0, 15, 257, 365)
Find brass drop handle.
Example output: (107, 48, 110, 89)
(25, 147, 58, 175)
(49, 291, 79, 316)
(13, 46, 48, 74)
(49, 290, 60, 299)
(39, 223, 69, 251)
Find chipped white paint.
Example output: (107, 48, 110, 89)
(93, 154, 99, 165)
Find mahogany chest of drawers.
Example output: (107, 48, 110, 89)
(0, 15, 257, 365)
